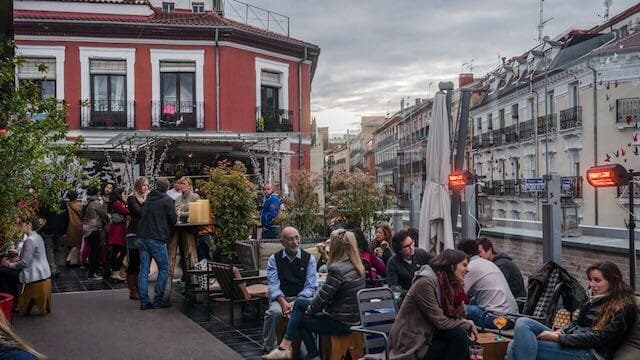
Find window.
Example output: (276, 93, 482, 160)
(546, 90, 555, 114)
(499, 109, 505, 129)
(487, 113, 493, 130)
(569, 82, 579, 108)
(17, 58, 56, 99)
(527, 97, 535, 120)
(192, 2, 204, 12)
(512, 158, 520, 180)
(160, 61, 196, 128)
(89, 59, 127, 127)
(162, 2, 175, 13)
(511, 103, 519, 125)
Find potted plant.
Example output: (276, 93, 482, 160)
(278, 170, 323, 239)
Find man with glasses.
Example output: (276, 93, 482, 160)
(263, 226, 318, 353)
(387, 230, 432, 294)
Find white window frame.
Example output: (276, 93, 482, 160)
(568, 81, 579, 108)
(16, 45, 65, 100)
(255, 57, 289, 113)
(150, 49, 205, 128)
(79, 47, 135, 128)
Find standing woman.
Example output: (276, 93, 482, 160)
(126, 177, 148, 300)
(389, 249, 478, 360)
(107, 187, 129, 282)
(371, 222, 393, 264)
(507, 261, 637, 360)
(174, 177, 200, 223)
(64, 190, 83, 267)
(262, 229, 366, 360)
(82, 185, 109, 280)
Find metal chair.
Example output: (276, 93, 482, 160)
(350, 287, 397, 360)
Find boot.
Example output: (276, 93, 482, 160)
(127, 274, 140, 300)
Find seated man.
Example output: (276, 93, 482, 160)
(263, 226, 318, 353)
(387, 230, 432, 294)
(477, 237, 526, 299)
(457, 239, 518, 329)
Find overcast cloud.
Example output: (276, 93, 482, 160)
(243, 0, 638, 134)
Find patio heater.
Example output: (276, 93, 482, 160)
(586, 164, 637, 290)
(477, 192, 494, 227)
(542, 174, 562, 264)
(449, 171, 476, 239)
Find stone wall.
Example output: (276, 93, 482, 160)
(486, 235, 640, 290)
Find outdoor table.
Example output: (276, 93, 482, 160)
(162, 221, 213, 302)
(476, 332, 511, 360)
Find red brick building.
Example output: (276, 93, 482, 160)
(13, 0, 320, 183)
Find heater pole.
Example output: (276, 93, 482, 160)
(629, 171, 636, 291)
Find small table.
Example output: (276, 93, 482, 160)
(476, 332, 511, 360)
(163, 222, 213, 302)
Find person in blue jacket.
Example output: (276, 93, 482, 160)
(261, 183, 281, 239)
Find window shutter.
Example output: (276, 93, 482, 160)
(18, 58, 56, 79)
(261, 71, 281, 87)
(89, 59, 127, 75)
(160, 61, 196, 72)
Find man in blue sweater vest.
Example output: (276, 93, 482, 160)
(263, 226, 318, 353)
(260, 183, 281, 239)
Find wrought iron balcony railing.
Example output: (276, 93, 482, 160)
(493, 128, 506, 146)
(152, 100, 203, 129)
(81, 99, 133, 129)
(537, 114, 557, 135)
(505, 124, 519, 143)
(256, 106, 293, 132)
(559, 106, 582, 130)
(519, 119, 534, 141)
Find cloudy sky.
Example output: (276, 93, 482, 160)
(241, 0, 637, 134)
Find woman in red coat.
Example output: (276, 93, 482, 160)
(107, 187, 129, 281)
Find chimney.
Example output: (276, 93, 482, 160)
(415, 98, 422, 106)
(459, 73, 474, 88)
(400, 98, 405, 111)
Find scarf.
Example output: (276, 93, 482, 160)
(437, 271, 468, 318)
(589, 292, 610, 304)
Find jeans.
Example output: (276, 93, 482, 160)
(465, 304, 514, 330)
(138, 238, 169, 306)
(506, 317, 597, 360)
(425, 327, 470, 360)
(0, 349, 37, 360)
(86, 230, 101, 276)
(263, 297, 298, 352)
(42, 234, 61, 273)
(283, 298, 352, 358)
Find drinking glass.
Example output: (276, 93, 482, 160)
(493, 314, 508, 342)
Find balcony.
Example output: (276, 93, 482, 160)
(377, 137, 396, 149)
(537, 114, 557, 135)
(505, 124, 519, 143)
(493, 128, 506, 146)
(472, 135, 481, 149)
(559, 106, 582, 130)
(481, 132, 494, 147)
(616, 97, 640, 125)
(152, 101, 203, 129)
(80, 100, 133, 129)
(519, 120, 534, 141)
(256, 106, 293, 132)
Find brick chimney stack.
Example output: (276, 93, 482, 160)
(459, 73, 474, 88)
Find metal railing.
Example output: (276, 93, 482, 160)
(256, 106, 293, 132)
(519, 119, 534, 141)
(616, 97, 640, 124)
(537, 114, 557, 135)
(376, 137, 396, 149)
(505, 124, 519, 143)
(223, 0, 290, 36)
(481, 132, 494, 147)
(493, 128, 506, 146)
(152, 100, 202, 129)
(559, 106, 582, 130)
(81, 99, 133, 128)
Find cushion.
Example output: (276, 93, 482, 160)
(247, 284, 268, 298)
(614, 297, 640, 360)
(232, 266, 251, 300)
(259, 242, 284, 270)
(303, 245, 321, 263)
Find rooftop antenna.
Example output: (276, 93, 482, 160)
(461, 62, 468, 73)
(603, 0, 613, 22)
(537, 0, 553, 42)
(468, 58, 476, 73)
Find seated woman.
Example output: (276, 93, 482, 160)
(353, 228, 386, 285)
(389, 249, 478, 360)
(262, 229, 366, 360)
(507, 261, 637, 360)
(371, 222, 393, 264)
(0, 217, 51, 295)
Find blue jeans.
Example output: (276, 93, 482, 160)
(0, 349, 37, 360)
(283, 299, 352, 358)
(138, 238, 169, 306)
(506, 317, 597, 360)
(465, 304, 514, 329)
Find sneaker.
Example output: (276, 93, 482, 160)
(261, 347, 291, 360)
(153, 300, 172, 309)
(88, 274, 103, 281)
(140, 303, 155, 311)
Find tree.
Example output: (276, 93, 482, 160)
(201, 161, 257, 259)
(0, 42, 83, 247)
(279, 170, 322, 238)
(326, 170, 390, 233)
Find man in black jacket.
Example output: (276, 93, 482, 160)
(136, 178, 177, 310)
(477, 238, 526, 299)
(387, 230, 432, 293)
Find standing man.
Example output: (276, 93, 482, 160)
(136, 178, 177, 310)
(260, 183, 281, 239)
(477, 238, 526, 299)
(263, 226, 318, 353)
(386, 230, 432, 294)
(39, 198, 68, 278)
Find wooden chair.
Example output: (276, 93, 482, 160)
(18, 278, 52, 316)
(183, 258, 225, 320)
(350, 287, 397, 359)
(210, 262, 268, 326)
(234, 241, 259, 272)
(320, 333, 365, 360)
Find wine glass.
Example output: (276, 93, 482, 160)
(493, 314, 508, 342)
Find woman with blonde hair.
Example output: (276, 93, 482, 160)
(174, 177, 200, 223)
(124, 176, 149, 300)
(262, 229, 366, 360)
(0, 311, 45, 359)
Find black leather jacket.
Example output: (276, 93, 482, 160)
(307, 260, 366, 325)
(559, 297, 637, 359)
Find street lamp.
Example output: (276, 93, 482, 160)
(586, 164, 636, 290)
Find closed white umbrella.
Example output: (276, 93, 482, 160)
(418, 91, 454, 254)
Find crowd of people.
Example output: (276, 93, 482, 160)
(260, 224, 638, 360)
